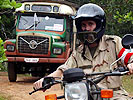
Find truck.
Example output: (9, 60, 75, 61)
(4, 0, 77, 82)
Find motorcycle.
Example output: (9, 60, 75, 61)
(29, 34, 133, 100)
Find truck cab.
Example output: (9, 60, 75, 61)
(4, 1, 76, 82)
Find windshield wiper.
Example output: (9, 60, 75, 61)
(25, 13, 40, 31)
(25, 22, 40, 31)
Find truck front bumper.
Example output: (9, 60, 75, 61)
(7, 57, 67, 63)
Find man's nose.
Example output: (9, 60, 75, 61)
(85, 25, 91, 31)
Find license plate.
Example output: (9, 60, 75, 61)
(24, 58, 39, 63)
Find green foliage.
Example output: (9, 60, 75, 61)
(67, 0, 133, 37)
(122, 75, 133, 96)
(10, 0, 22, 9)
(0, 93, 8, 100)
(0, 0, 22, 40)
(0, 38, 7, 63)
(66, 0, 88, 6)
(0, 0, 22, 9)
(114, 11, 133, 24)
(0, 0, 132, 40)
(0, 38, 7, 71)
(0, 0, 13, 9)
(0, 96, 6, 100)
(113, 11, 133, 37)
(0, 63, 7, 71)
(89, 0, 133, 37)
(0, 14, 15, 40)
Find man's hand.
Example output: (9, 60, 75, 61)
(33, 70, 62, 91)
(33, 78, 44, 90)
(127, 63, 133, 74)
(33, 77, 54, 92)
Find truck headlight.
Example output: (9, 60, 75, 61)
(6, 45, 15, 52)
(53, 48, 62, 55)
(65, 82, 88, 100)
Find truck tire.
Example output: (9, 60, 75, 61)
(8, 62, 17, 82)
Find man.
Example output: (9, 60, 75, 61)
(33, 3, 133, 100)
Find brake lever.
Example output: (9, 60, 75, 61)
(29, 82, 54, 95)
(29, 87, 44, 95)
(29, 80, 61, 95)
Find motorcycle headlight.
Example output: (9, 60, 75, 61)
(65, 82, 88, 100)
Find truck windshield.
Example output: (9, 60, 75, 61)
(18, 15, 64, 31)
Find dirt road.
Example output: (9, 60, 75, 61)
(0, 72, 63, 100)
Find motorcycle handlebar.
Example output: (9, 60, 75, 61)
(29, 67, 129, 95)
(29, 80, 61, 95)
(86, 66, 129, 77)
(91, 67, 129, 84)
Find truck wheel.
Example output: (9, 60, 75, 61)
(8, 62, 17, 82)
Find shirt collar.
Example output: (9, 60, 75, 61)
(98, 36, 108, 51)
(84, 35, 112, 60)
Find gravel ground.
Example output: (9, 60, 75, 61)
(0, 72, 63, 100)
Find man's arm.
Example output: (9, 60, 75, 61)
(33, 50, 79, 90)
(127, 55, 133, 74)
(118, 48, 133, 74)
(47, 69, 63, 77)
(127, 63, 133, 74)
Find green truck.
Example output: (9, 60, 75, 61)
(4, 0, 77, 82)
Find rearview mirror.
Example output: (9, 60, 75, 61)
(122, 34, 133, 49)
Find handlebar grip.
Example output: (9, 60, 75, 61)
(57, 95, 65, 99)
(42, 77, 55, 89)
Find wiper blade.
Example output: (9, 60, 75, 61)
(25, 22, 40, 31)
(25, 24, 34, 31)
(25, 13, 40, 31)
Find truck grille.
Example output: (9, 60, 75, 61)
(18, 36, 49, 54)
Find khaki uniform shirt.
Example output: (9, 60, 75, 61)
(58, 35, 125, 89)
(58, 34, 133, 99)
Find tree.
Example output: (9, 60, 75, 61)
(0, 38, 7, 63)
(0, 0, 21, 70)
(66, 0, 133, 37)
(0, 0, 22, 40)
(0, 38, 7, 71)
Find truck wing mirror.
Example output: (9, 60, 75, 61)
(122, 34, 133, 49)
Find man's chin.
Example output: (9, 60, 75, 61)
(88, 42, 98, 47)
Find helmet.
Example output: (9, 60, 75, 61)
(75, 3, 106, 43)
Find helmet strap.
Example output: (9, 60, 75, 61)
(82, 41, 88, 60)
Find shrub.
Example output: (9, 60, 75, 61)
(0, 38, 7, 71)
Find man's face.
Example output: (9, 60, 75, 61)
(81, 20, 96, 31)
(80, 20, 97, 44)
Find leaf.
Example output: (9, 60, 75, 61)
(1, 4, 13, 9)
(118, 18, 122, 23)
(14, 3, 22, 8)
(116, 11, 120, 15)
(10, 0, 16, 7)
(0, 38, 7, 63)
(114, 15, 118, 19)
